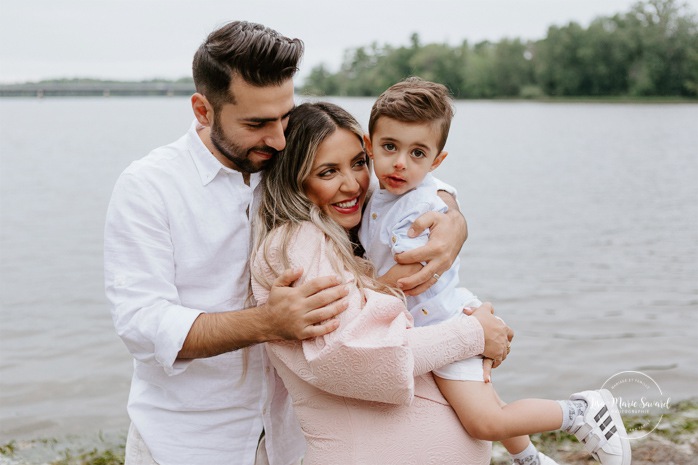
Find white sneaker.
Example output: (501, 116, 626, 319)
(569, 389, 631, 465)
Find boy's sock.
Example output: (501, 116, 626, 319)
(510, 442, 541, 465)
(557, 399, 588, 432)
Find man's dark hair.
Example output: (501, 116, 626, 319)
(192, 21, 304, 109)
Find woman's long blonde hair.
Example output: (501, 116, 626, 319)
(251, 102, 396, 297)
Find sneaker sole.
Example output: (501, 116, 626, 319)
(598, 388, 632, 465)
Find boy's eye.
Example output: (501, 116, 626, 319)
(383, 143, 396, 152)
(411, 149, 427, 158)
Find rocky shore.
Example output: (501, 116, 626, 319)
(2, 399, 696, 465)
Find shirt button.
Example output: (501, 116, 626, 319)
(421, 308, 429, 315)
(371, 212, 377, 220)
(391, 235, 397, 243)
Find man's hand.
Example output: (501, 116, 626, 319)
(394, 192, 467, 295)
(178, 267, 348, 360)
(262, 267, 349, 340)
(469, 302, 513, 380)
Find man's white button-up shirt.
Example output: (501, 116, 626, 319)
(104, 121, 303, 465)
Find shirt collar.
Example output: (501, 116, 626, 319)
(185, 120, 261, 188)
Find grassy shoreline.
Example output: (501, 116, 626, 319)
(494, 398, 698, 465)
(2, 398, 696, 465)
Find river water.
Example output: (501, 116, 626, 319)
(1, 97, 696, 444)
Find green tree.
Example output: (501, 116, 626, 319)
(461, 41, 497, 98)
(491, 39, 535, 96)
(409, 43, 466, 96)
(623, 0, 698, 96)
(596, 15, 638, 95)
(299, 0, 698, 98)
(534, 21, 590, 96)
(338, 45, 380, 96)
(302, 64, 340, 96)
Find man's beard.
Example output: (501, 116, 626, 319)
(210, 119, 277, 174)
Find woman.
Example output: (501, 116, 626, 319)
(251, 102, 499, 464)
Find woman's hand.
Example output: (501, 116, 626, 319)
(468, 302, 513, 381)
(394, 191, 467, 295)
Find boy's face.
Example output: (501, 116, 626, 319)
(365, 117, 448, 195)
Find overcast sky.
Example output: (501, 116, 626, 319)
(2, 0, 697, 84)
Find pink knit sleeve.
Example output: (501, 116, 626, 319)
(407, 317, 484, 376)
(251, 222, 485, 405)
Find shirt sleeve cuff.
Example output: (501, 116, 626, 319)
(155, 306, 204, 376)
(432, 177, 459, 203)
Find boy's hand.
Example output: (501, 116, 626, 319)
(377, 262, 424, 288)
(394, 192, 467, 295)
(482, 358, 496, 383)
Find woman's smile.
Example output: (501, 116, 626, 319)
(333, 196, 361, 211)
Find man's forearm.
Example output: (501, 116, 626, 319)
(178, 307, 269, 360)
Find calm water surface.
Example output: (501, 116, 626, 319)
(1, 97, 696, 442)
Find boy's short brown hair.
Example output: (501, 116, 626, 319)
(368, 77, 454, 152)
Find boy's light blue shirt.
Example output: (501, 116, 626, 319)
(359, 173, 474, 327)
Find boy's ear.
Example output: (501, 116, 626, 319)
(191, 93, 214, 126)
(363, 134, 374, 158)
(430, 151, 448, 171)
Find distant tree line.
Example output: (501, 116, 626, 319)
(0, 77, 195, 97)
(301, 0, 698, 98)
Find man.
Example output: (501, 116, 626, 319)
(104, 21, 511, 465)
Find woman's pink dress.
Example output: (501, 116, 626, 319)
(251, 222, 491, 465)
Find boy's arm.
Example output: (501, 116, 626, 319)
(376, 263, 423, 288)
(394, 190, 467, 295)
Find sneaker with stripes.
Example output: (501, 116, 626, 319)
(567, 389, 631, 465)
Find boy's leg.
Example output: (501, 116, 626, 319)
(489, 388, 535, 456)
(433, 376, 564, 441)
(434, 377, 564, 464)
(435, 377, 630, 465)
